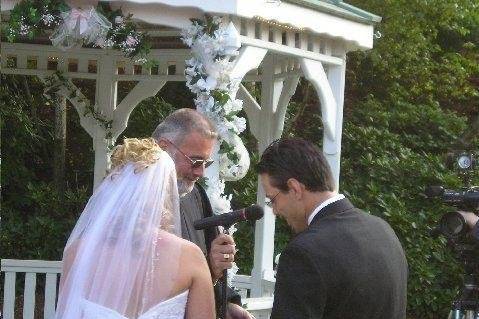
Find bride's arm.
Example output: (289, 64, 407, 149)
(58, 239, 80, 291)
(184, 242, 216, 319)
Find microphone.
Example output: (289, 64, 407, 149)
(194, 205, 264, 230)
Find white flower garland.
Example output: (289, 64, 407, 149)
(7, 1, 153, 65)
(181, 16, 249, 281)
(181, 16, 248, 216)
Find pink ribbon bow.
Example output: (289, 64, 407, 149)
(66, 8, 93, 35)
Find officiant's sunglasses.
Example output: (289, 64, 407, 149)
(165, 139, 214, 169)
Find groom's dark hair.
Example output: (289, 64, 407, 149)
(152, 108, 217, 145)
(257, 138, 335, 192)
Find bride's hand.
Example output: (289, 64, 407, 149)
(209, 233, 236, 280)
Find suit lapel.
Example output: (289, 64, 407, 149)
(180, 186, 208, 253)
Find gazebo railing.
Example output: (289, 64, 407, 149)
(1, 259, 61, 319)
(1, 259, 273, 319)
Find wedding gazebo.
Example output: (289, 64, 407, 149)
(1, 1, 380, 318)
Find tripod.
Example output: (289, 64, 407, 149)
(448, 245, 479, 319)
(449, 273, 479, 319)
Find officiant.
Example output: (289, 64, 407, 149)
(153, 108, 253, 319)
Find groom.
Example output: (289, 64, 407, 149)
(258, 138, 408, 319)
(153, 108, 253, 319)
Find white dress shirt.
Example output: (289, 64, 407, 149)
(307, 194, 345, 226)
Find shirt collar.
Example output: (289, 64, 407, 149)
(307, 193, 345, 226)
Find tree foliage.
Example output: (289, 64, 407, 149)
(344, 0, 478, 316)
(1, 75, 90, 260)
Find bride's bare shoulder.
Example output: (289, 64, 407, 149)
(179, 238, 206, 262)
(157, 231, 205, 261)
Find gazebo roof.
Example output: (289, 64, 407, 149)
(286, 0, 381, 24)
(104, 0, 380, 50)
(2, 0, 380, 50)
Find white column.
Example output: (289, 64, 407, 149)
(92, 54, 117, 188)
(92, 134, 112, 187)
(299, 58, 336, 141)
(250, 54, 299, 297)
(46, 55, 167, 189)
(92, 64, 167, 187)
(300, 56, 345, 190)
(252, 55, 281, 297)
(325, 49, 347, 191)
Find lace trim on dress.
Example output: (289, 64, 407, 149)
(81, 290, 189, 319)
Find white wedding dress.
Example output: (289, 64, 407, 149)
(55, 146, 190, 319)
(81, 290, 189, 319)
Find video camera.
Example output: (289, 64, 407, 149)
(425, 151, 479, 239)
(425, 151, 479, 317)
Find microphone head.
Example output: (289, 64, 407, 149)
(245, 205, 264, 221)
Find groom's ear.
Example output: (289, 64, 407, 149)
(286, 178, 304, 199)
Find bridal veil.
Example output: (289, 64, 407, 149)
(55, 138, 182, 318)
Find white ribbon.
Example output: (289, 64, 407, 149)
(50, 6, 111, 50)
(66, 8, 92, 35)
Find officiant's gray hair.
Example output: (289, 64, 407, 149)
(152, 108, 217, 145)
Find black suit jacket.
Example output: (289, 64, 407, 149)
(179, 184, 242, 313)
(271, 198, 408, 319)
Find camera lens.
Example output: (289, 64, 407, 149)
(440, 212, 467, 237)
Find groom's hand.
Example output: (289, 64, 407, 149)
(209, 233, 236, 280)
(227, 303, 255, 319)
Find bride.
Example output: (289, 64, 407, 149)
(54, 138, 215, 319)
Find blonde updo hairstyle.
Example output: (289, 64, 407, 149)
(110, 138, 163, 173)
(109, 138, 175, 233)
